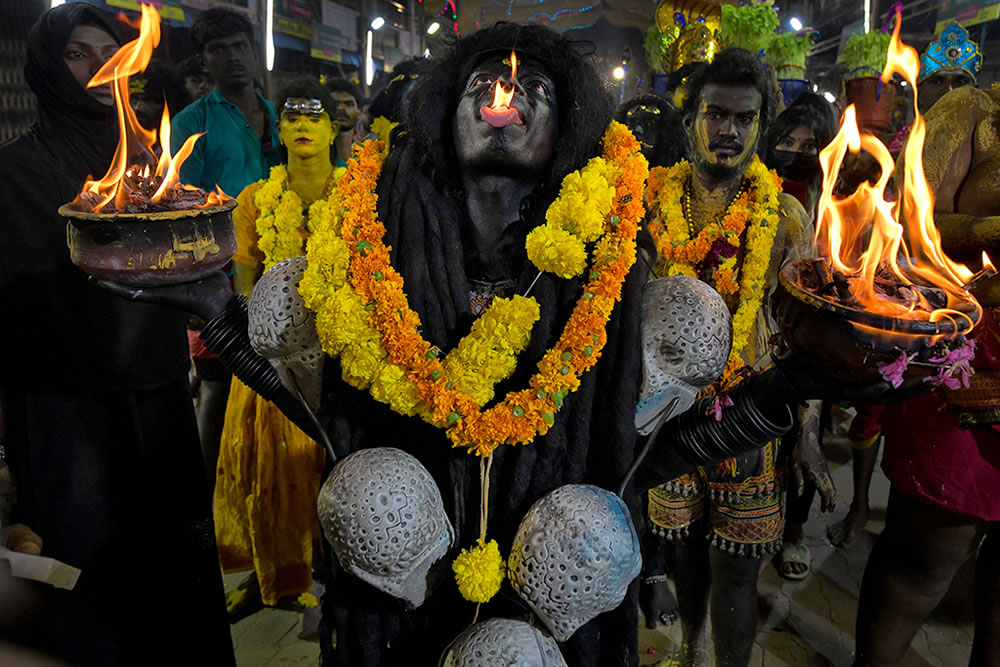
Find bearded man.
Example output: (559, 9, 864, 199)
(107, 25, 889, 667)
(641, 48, 830, 667)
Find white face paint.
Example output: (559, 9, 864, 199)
(636, 276, 733, 435)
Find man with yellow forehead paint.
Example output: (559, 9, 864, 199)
(642, 47, 822, 667)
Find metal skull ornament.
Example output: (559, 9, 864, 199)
(507, 485, 641, 642)
(248, 256, 325, 410)
(442, 618, 567, 667)
(317, 447, 455, 608)
(635, 275, 732, 435)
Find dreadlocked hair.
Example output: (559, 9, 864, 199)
(375, 22, 616, 351)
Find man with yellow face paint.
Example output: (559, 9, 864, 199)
(216, 77, 345, 617)
(642, 48, 823, 667)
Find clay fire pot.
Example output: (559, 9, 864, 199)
(776, 259, 980, 388)
(844, 76, 896, 135)
(61, 200, 237, 288)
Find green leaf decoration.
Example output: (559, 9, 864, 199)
(765, 31, 814, 79)
(721, 2, 779, 55)
(644, 25, 670, 74)
(837, 31, 890, 77)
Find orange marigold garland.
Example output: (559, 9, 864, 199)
(305, 121, 647, 457)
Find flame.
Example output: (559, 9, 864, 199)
(70, 4, 230, 213)
(490, 50, 517, 109)
(814, 9, 979, 335)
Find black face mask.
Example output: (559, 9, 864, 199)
(767, 149, 821, 182)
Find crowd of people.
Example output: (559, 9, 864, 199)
(0, 3, 996, 667)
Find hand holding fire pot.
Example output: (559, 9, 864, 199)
(95, 270, 235, 322)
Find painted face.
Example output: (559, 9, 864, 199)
(685, 83, 762, 179)
(452, 56, 558, 177)
(202, 32, 257, 91)
(184, 74, 213, 100)
(279, 110, 338, 159)
(776, 124, 818, 155)
(625, 105, 663, 161)
(917, 68, 974, 113)
(64, 24, 119, 106)
(331, 91, 360, 132)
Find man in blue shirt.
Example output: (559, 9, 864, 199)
(171, 7, 279, 198)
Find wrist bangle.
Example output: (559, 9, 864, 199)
(643, 574, 670, 585)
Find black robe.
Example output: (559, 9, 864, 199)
(0, 5, 232, 665)
(317, 135, 645, 666)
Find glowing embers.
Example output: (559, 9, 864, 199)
(811, 11, 985, 335)
(65, 5, 231, 214)
(480, 50, 523, 129)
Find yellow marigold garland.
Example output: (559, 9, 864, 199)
(525, 156, 619, 277)
(254, 164, 348, 270)
(647, 156, 781, 379)
(299, 121, 647, 457)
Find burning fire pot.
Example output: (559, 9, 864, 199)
(61, 5, 235, 287)
(775, 13, 988, 389)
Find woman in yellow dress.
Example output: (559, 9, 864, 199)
(216, 77, 345, 612)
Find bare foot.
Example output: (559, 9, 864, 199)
(640, 577, 679, 628)
(828, 505, 869, 548)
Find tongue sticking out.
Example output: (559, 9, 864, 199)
(480, 106, 523, 128)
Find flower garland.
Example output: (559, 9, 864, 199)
(647, 156, 782, 380)
(300, 121, 647, 457)
(254, 164, 347, 270)
(525, 157, 618, 278)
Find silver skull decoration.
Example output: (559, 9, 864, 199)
(248, 256, 325, 410)
(317, 447, 455, 608)
(442, 618, 567, 667)
(507, 485, 641, 642)
(635, 275, 732, 435)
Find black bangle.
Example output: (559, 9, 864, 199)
(672, 378, 793, 466)
(200, 295, 285, 401)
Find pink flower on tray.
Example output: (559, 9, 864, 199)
(877, 351, 913, 389)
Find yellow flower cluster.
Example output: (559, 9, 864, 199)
(255, 164, 347, 270)
(452, 538, 505, 603)
(646, 156, 782, 378)
(442, 296, 541, 406)
(370, 115, 399, 146)
(526, 157, 618, 278)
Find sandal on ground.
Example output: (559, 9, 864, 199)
(777, 543, 811, 581)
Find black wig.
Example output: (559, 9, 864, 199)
(374, 22, 616, 350)
(403, 22, 615, 207)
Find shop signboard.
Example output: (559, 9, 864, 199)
(311, 21, 342, 62)
(935, 0, 1000, 32)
